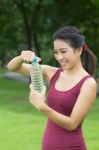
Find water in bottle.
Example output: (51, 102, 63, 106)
(30, 57, 44, 92)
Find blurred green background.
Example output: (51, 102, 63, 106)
(0, 0, 99, 150)
(0, 0, 99, 66)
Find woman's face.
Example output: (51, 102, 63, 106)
(53, 39, 81, 70)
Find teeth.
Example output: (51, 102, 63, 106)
(60, 61, 65, 63)
(59, 60, 68, 66)
(61, 63, 66, 66)
(61, 62, 66, 64)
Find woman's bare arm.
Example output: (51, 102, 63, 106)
(7, 55, 31, 76)
(29, 77, 97, 131)
(7, 50, 58, 79)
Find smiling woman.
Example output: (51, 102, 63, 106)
(53, 39, 81, 70)
(7, 26, 97, 150)
(52, 26, 96, 76)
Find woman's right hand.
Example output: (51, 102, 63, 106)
(20, 50, 41, 63)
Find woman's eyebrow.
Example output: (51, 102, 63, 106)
(60, 48, 68, 50)
(54, 48, 68, 51)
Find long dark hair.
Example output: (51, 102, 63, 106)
(53, 26, 97, 76)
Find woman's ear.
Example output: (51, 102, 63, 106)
(77, 47, 83, 56)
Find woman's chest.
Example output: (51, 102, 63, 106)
(47, 87, 79, 115)
(55, 76, 79, 92)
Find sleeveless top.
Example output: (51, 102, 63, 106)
(42, 68, 92, 150)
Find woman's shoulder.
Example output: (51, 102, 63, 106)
(41, 65, 59, 81)
(80, 76, 97, 92)
(84, 77, 97, 87)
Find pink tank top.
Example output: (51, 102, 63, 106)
(48, 68, 91, 119)
(42, 68, 92, 150)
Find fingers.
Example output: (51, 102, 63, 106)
(29, 84, 36, 94)
(29, 84, 35, 103)
(20, 50, 41, 63)
(29, 84, 39, 96)
(29, 83, 33, 91)
(29, 84, 46, 94)
(20, 50, 34, 62)
(42, 86, 46, 94)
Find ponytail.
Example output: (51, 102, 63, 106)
(81, 47, 97, 76)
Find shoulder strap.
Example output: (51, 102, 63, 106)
(50, 68, 62, 86)
(77, 75, 93, 91)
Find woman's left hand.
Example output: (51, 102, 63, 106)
(29, 84, 47, 111)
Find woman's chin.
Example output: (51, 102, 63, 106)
(61, 65, 67, 70)
(61, 65, 71, 70)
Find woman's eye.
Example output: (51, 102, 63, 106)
(61, 51, 67, 53)
(53, 51, 58, 54)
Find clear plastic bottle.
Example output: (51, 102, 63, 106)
(30, 57, 44, 92)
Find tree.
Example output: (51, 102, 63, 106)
(0, 0, 99, 67)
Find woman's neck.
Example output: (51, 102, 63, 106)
(63, 61, 87, 77)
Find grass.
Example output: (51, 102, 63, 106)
(0, 74, 47, 150)
(0, 73, 99, 150)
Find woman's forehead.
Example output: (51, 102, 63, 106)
(54, 40, 71, 50)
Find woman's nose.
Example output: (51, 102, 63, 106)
(57, 53, 63, 60)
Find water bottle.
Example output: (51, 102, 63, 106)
(30, 57, 44, 92)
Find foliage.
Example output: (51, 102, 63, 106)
(0, 0, 99, 66)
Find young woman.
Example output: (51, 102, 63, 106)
(7, 26, 97, 150)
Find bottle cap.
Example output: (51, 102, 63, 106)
(32, 57, 38, 63)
